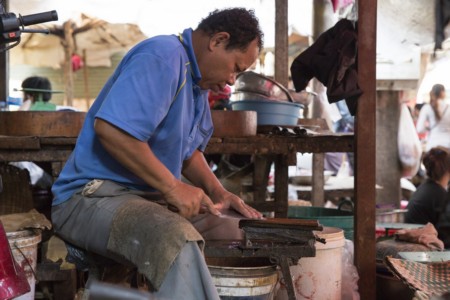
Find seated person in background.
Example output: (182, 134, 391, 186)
(405, 147, 450, 228)
(19, 76, 56, 111)
(12, 76, 55, 189)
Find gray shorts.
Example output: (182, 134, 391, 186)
(51, 180, 169, 258)
(51, 179, 243, 289)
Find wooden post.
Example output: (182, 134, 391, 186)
(376, 90, 401, 208)
(63, 20, 74, 107)
(355, 0, 377, 299)
(274, 0, 289, 87)
(82, 49, 90, 110)
(311, 153, 325, 206)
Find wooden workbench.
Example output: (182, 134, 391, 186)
(0, 133, 354, 217)
(0, 135, 77, 178)
(206, 133, 354, 216)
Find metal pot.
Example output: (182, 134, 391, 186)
(233, 71, 293, 102)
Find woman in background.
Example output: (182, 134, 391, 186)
(416, 84, 450, 151)
(405, 147, 450, 236)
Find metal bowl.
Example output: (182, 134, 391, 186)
(234, 71, 293, 101)
(230, 99, 303, 126)
(230, 91, 273, 101)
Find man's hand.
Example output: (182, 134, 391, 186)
(210, 189, 262, 219)
(163, 181, 221, 219)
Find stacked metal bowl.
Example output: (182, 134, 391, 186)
(230, 71, 305, 126)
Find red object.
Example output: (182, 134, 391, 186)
(208, 85, 231, 108)
(376, 227, 398, 239)
(0, 221, 30, 299)
(71, 53, 84, 72)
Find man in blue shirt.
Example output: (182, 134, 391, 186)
(51, 8, 264, 299)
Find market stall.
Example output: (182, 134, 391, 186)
(0, 0, 380, 299)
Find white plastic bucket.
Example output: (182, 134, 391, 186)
(207, 257, 278, 300)
(275, 227, 345, 300)
(7, 229, 41, 300)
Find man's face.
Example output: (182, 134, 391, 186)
(198, 33, 259, 92)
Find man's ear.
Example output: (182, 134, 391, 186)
(209, 32, 230, 50)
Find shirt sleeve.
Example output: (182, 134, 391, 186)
(96, 52, 182, 142)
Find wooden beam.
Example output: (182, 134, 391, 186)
(376, 79, 419, 91)
(355, 0, 377, 299)
(274, 0, 289, 87)
(376, 90, 401, 207)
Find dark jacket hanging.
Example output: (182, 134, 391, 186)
(290, 18, 362, 115)
(435, 0, 450, 53)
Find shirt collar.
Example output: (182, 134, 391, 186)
(179, 28, 202, 84)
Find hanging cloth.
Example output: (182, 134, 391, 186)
(435, 0, 450, 54)
(290, 18, 362, 115)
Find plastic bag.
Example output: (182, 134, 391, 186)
(341, 239, 360, 300)
(398, 104, 422, 178)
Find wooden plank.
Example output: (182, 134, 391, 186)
(0, 149, 73, 162)
(39, 137, 78, 146)
(0, 112, 85, 137)
(0, 136, 40, 149)
(355, 0, 377, 299)
(205, 134, 354, 154)
(376, 79, 418, 91)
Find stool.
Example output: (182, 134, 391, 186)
(65, 242, 142, 289)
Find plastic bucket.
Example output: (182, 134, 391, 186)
(276, 227, 345, 300)
(206, 257, 278, 300)
(7, 229, 41, 300)
(288, 206, 354, 240)
(231, 100, 302, 126)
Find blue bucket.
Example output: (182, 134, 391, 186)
(231, 100, 302, 126)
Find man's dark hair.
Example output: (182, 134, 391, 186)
(22, 76, 52, 102)
(197, 8, 264, 51)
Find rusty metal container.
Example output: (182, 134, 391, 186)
(211, 110, 257, 137)
(0, 111, 86, 137)
(206, 257, 278, 300)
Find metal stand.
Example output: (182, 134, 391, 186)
(205, 218, 323, 300)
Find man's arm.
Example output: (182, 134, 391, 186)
(182, 150, 262, 219)
(94, 118, 219, 218)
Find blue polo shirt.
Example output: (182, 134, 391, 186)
(52, 28, 213, 206)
